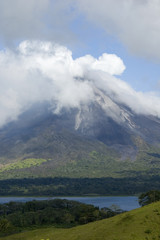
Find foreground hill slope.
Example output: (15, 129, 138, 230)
(2, 201, 160, 240)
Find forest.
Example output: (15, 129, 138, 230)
(0, 199, 122, 236)
(0, 176, 160, 196)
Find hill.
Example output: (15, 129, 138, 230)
(1, 201, 160, 240)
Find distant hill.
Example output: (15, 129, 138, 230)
(2, 200, 160, 240)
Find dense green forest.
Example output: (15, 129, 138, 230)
(0, 176, 160, 196)
(0, 199, 121, 237)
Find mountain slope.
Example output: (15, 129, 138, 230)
(2, 201, 160, 240)
(0, 87, 160, 179)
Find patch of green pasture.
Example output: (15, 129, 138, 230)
(0, 158, 47, 172)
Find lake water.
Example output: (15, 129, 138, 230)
(0, 196, 139, 211)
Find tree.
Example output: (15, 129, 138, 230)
(139, 190, 160, 206)
(0, 219, 13, 233)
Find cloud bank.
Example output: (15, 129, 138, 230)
(75, 0, 160, 61)
(0, 0, 75, 46)
(0, 40, 160, 127)
(1, 0, 160, 61)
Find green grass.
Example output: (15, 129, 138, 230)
(0, 158, 47, 172)
(2, 201, 160, 240)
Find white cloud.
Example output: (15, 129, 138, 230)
(76, 53, 125, 75)
(89, 70, 160, 117)
(1, 0, 160, 61)
(75, 0, 160, 61)
(0, 40, 160, 128)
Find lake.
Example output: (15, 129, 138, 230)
(0, 196, 139, 211)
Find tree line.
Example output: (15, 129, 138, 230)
(0, 199, 123, 236)
(1, 176, 160, 196)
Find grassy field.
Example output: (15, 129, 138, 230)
(1, 201, 160, 240)
(0, 158, 47, 173)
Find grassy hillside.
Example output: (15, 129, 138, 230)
(1, 201, 160, 240)
(0, 158, 47, 173)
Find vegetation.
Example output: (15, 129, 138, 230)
(52, 146, 160, 178)
(1, 199, 160, 240)
(139, 190, 160, 206)
(1, 145, 160, 180)
(0, 159, 47, 173)
(0, 176, 160, 196)
(0, 199, 121, 237)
